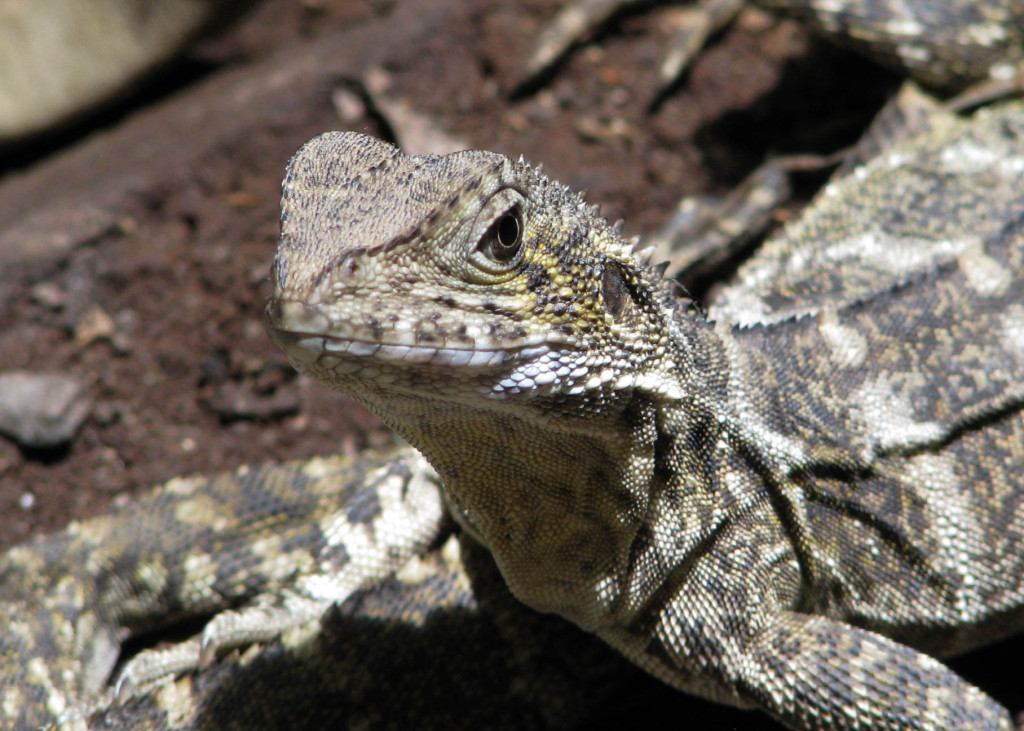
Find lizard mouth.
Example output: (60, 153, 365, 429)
(266, 300, 553, 375)
(271, 329, 542, 370)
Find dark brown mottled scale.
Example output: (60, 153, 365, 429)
(675, 100, 1024, 726)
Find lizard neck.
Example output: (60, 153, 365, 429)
(361, 387, 652, 623)
(353, 314, 742, 631)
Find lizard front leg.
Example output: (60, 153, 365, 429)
(606, 599, 1012, 730)
(113, 447, 447, 698)
(0, 446, 448, 727)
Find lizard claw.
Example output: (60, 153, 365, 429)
(113, 674, 135, 705)
(198, 635, 218, 669)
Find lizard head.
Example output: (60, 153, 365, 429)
(266, 131, 689, 414)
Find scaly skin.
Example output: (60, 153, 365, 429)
(3, 3, 1024, 728)
(267, 100, 1024, 729)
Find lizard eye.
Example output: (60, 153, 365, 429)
(465, 189, 527, 279)
(478, 206, 523, 264)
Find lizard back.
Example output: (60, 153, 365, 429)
(710, 103, 1024, 656)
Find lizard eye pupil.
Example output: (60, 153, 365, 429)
(496, 212, 520, 248)
(482, 208, 523, 263)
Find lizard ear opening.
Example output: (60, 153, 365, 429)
(602, 263, 640, 322)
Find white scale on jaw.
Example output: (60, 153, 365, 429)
(491, 348, 651, 398)
(493, 349, 587, 394)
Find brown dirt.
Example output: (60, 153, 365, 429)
(0, 0, 1018, 723)
(0, 0, 888, 546)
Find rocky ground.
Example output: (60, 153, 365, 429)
(0, 0, 1018, 722)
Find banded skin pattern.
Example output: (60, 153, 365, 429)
(266, 100, 1024, 730)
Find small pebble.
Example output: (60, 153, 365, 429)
(0, 371, 92, 449)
